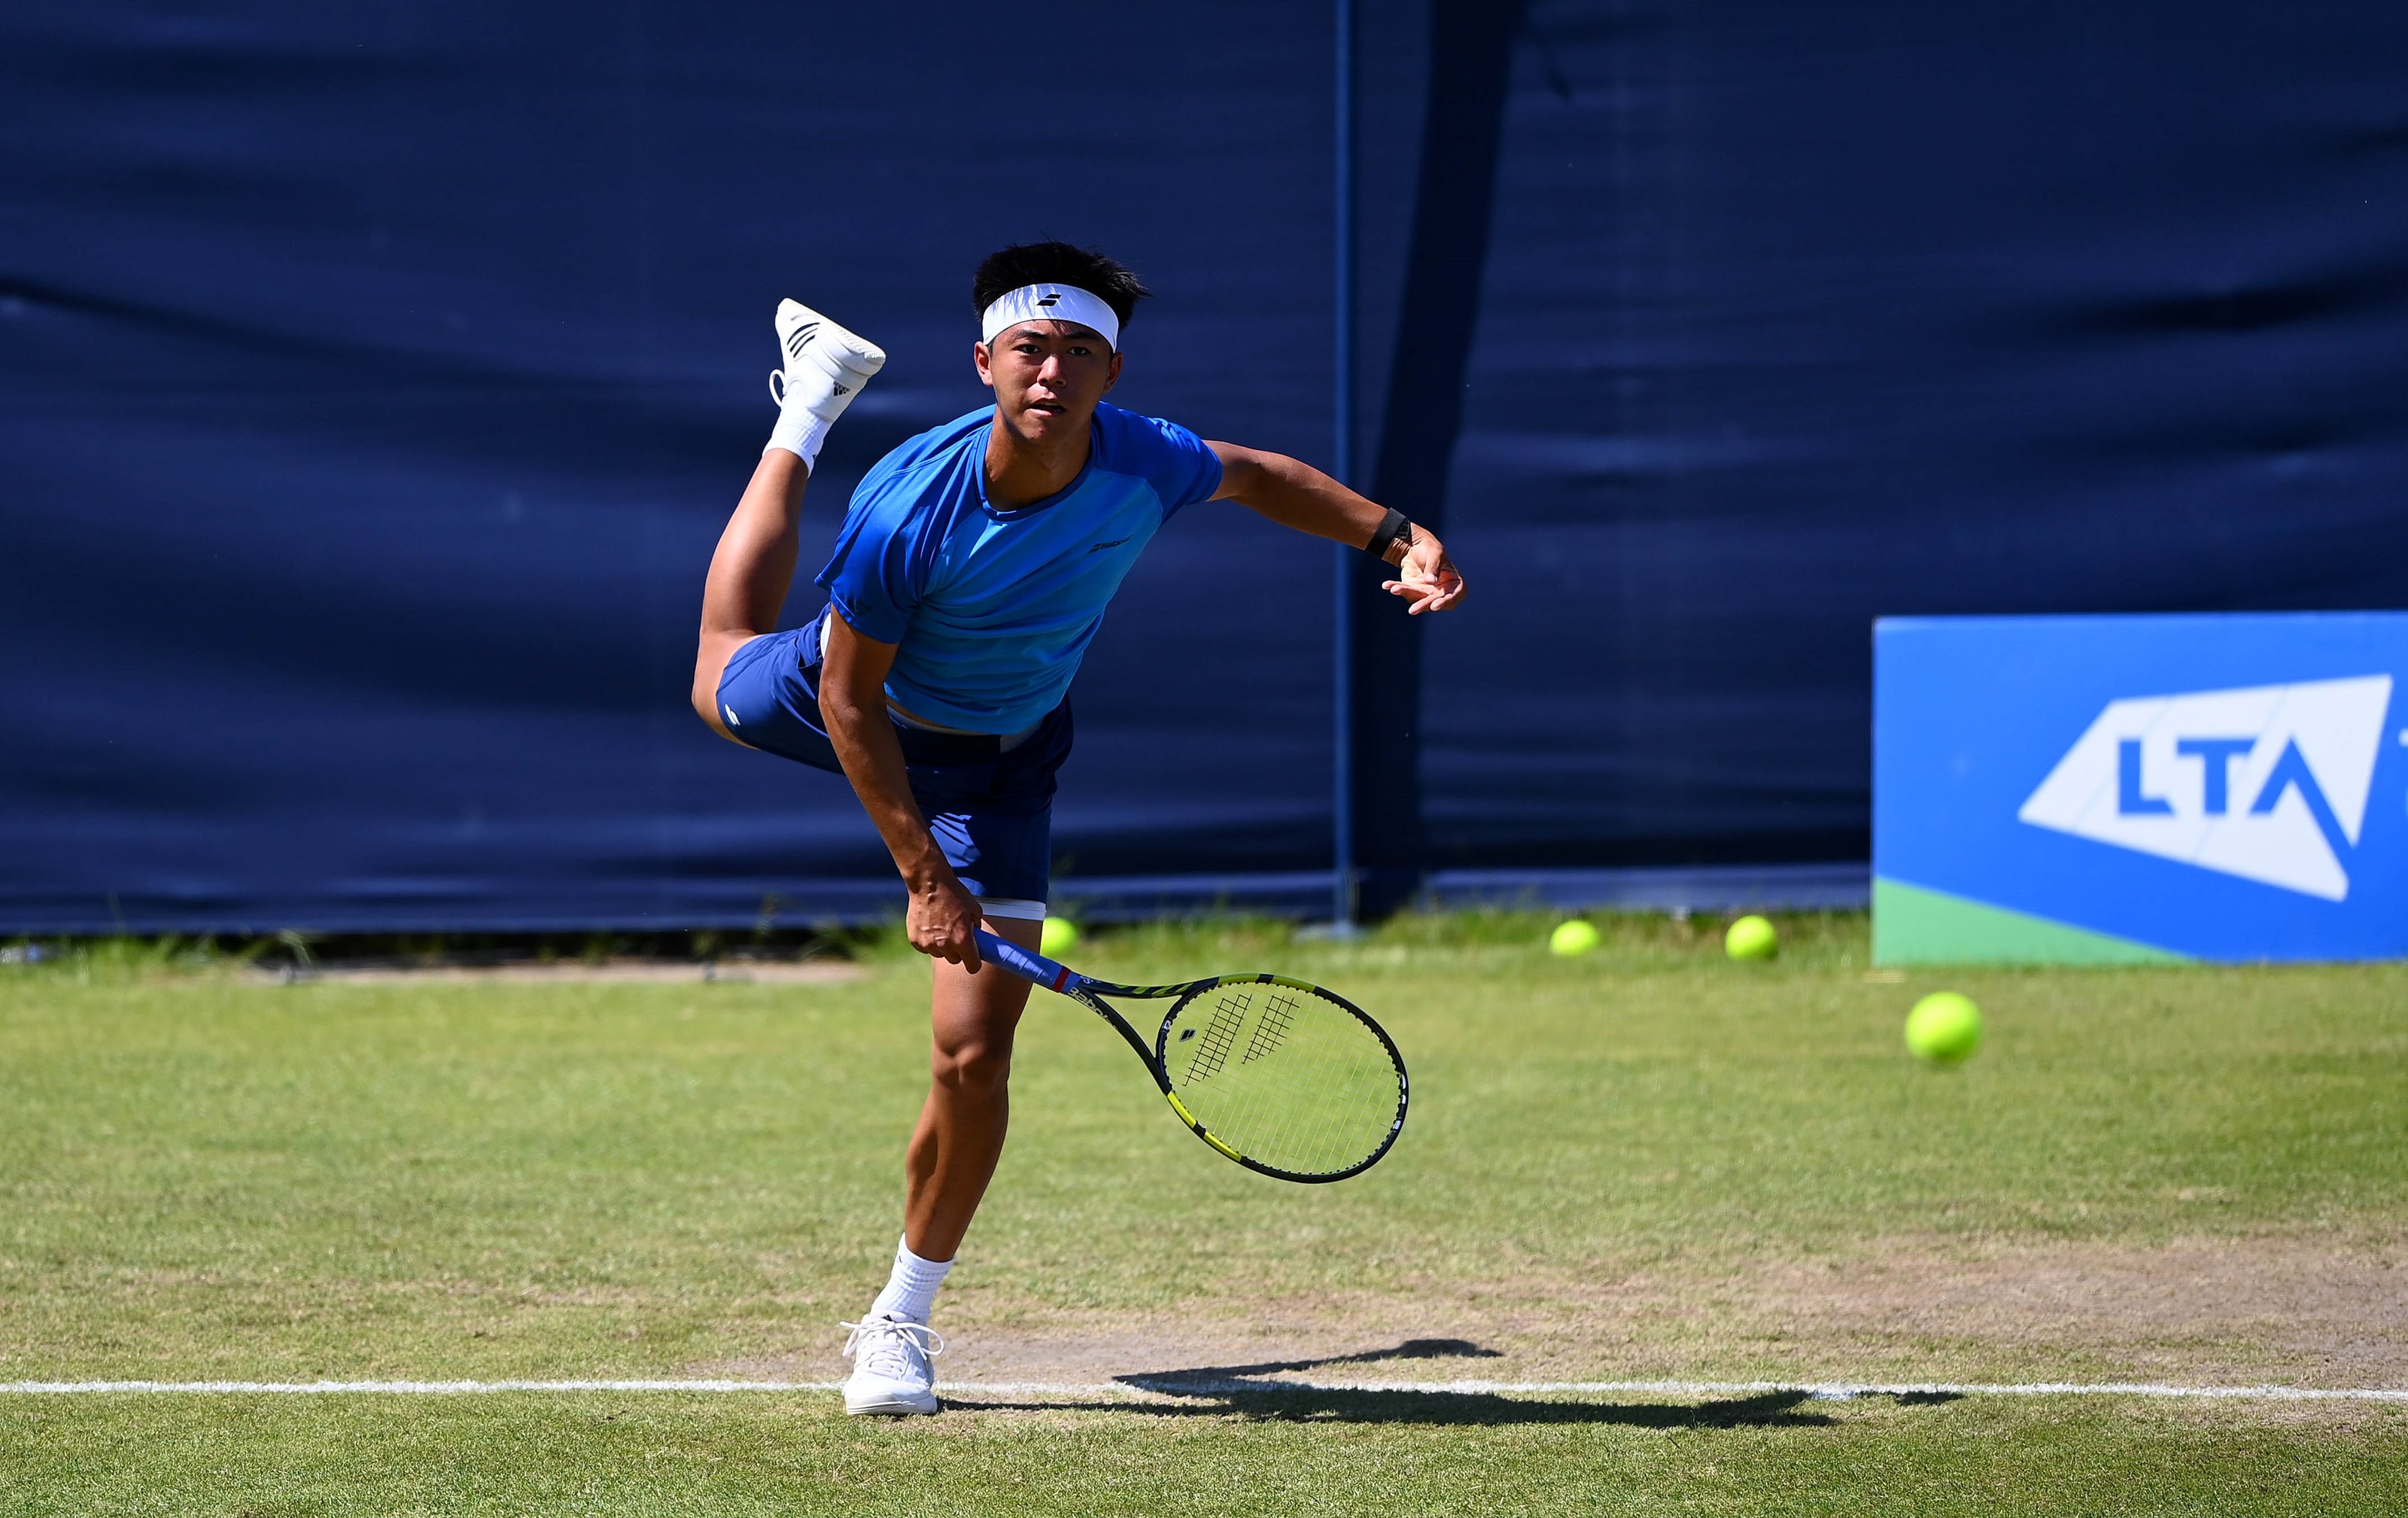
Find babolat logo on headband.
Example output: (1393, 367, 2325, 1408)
(980, 284, 1121, 351)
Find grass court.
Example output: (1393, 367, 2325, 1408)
(3, 914, 2404, 1515)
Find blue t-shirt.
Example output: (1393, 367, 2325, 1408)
(815, 402, 1224, 732)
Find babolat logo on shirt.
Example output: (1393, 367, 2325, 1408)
(2017, 675, 2392, 901)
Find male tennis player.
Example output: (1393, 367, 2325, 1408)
(690, 242, 1464, 1416)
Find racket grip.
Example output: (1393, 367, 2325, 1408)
(971, 929, 1074, 992)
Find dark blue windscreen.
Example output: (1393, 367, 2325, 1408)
(7, 1, 2408, 932)
(1415, 0, 2408, 875)
(2, 2, 1336, 932)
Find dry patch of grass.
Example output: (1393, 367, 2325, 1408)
(700, 1235, 2408, 1395)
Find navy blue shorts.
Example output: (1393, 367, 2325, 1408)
(713, 615, 1071, 905)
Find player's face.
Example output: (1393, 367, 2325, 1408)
(975, 320, 1120, 445)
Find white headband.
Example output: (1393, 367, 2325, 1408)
(979, 283, 1121, 351)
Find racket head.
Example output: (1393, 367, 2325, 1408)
(1152, 975, 1409, 1183)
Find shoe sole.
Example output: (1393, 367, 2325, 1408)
(844, 1394, 939, 1417)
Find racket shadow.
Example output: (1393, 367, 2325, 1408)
(941, 1340, 1962, 1427)
(1133, 1335, 1505, 1380)
(943, 1385, 1839, 1428)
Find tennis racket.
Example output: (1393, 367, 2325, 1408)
(973, 929, 1409, 1183)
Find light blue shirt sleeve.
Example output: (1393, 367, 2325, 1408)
(818, 467, 935, 646)
(1087, 404, 1221, 516)
(1123, 411, 1224, 516)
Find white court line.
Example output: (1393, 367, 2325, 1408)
(2, 1378, 2403, 1403)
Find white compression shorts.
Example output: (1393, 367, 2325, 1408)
(975, 898, 1047, 921)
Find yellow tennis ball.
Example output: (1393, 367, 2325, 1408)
(1038, 917, 1080, 958)
(1724, 914, 1778, 961)
(1548, 919, 1600, 957)
(1905, 991, 1983, 1063)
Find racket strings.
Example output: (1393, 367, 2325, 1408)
(1164, 983, 1401, 1178)
(1240, 991, 1296, 1063)
(1184, 992, 1248, 1082)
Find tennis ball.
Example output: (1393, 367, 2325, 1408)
(1724, 914, 1778, 962)
(1548, 919, 1600, 957)
(1905, 991, 1983, 1063)
(1038, 917, 1079, 958)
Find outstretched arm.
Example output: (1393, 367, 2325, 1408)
(1205, 442, 1466, 614)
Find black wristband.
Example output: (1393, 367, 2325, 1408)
(1364, 507, 1411, 562)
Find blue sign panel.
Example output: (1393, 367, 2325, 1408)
(1874, 614, 2408, 963)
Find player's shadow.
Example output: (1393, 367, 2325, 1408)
(944, 1339, 1963, 1427)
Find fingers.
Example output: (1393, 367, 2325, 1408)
(908, 884, 984, 970)
(1380, 533, 1464, 614)
(1382, 575, 1467, 613)
(917, 927, 981, 970)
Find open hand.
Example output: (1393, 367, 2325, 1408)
(1385, 529, 1466, 614)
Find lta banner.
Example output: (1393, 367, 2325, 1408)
(1874, 614, 2408, 963)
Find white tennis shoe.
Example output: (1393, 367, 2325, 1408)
(770, 299, 886, 423)
(839, 1314, 943, 1416)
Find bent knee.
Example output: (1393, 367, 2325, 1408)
(691, 639, 745, 741)
(690, 681, 740, 744)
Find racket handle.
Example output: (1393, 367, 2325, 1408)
(971, 929, 1075, 993)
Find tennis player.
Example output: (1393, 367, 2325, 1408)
(690, 242, 1464, 1416)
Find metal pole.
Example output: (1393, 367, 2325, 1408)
(1330, 0, 1358, 929)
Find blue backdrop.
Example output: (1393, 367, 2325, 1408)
(7, 1, 2408, 932)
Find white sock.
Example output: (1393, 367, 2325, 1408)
(765, 400, 833, 472)
(867, 1235, 953, 1325)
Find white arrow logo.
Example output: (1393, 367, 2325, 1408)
(2017, 674, 2393, 901)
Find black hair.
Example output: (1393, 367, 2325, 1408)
(972, 241, 1151, 330)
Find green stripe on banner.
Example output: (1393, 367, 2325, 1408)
(1873, 878, 2186, 966)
